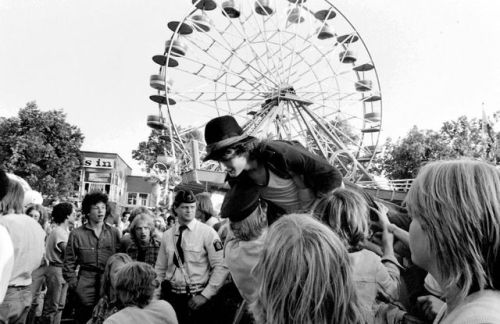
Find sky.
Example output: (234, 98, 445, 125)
(1, 0, 500, 175)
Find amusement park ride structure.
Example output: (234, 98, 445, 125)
(146, 0, 393, 201)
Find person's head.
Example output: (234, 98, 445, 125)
(26, 204, 47, 227)
(166, 215, 176, 227)
(173, 190, 197, 224)
(129, 207, 152, 225)
(101, 253, 133, 298)
(82, 191, 108, 225)
(313, 188, 369, 250)
(121, 211, 131, 223)
(221, 184, 267, 241)
(0, 179, 24, 215)
(251, 214, 364, 324)
(0, 170, 9, 202)
(105, 202, 118, 225)
(51, 202, 75, 225)
(195, 192, 216, 222)
(203, 115, 259, 177)
(406, 160, 500, 302)
(129, 213, 154, 245)
(115, 262, 158, 308)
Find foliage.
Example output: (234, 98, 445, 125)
(132, 125, 202, 173)
(378, 114, 498, 179)
(0, 102, 84, 198)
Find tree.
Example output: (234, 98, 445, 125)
(132, 125, 202, 173)
(379, 113, 500, 180)
(380, 127, 450, 179)
(0, 102, 85, 198)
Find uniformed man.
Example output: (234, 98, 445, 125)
(155, 190, 228, 324)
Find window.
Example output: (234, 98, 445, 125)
(139, 193, 148, 206)
(128, 193, 137, 205)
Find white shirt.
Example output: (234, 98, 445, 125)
(155, 219, 228, 299)
(104, 300, 177, 324)
(0, 224, 14, 302)
(0, 213, 45, 286)
(434, 290, 500, 324)
(224, 229, 267, 302)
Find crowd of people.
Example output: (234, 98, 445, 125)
(0, 115, 500, 324)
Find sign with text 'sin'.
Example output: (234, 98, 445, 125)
(84, 157, 114, 169)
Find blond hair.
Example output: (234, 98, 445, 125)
(406, 160, 500, 301)
(0, 179, 24, 215)
(313, 188, 369, 249)
(229, 201, 267, 241)
(251, 214, 365, 324)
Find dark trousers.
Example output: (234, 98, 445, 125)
(162, 291, 215, 324)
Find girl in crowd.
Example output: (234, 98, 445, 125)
(195, 192, 219, 227)
(104, 262, 177, 324)
(89, 253, 133, 324)
(250, 214, 365, 324)
(313, 188, 402, 320)
(26, 204, 49, 230)
(406, 160, 500, 323)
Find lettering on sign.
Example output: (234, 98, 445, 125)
(84, 157, 114, 169)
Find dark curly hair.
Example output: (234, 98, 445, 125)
(51, 202, 74, 225)
(115, 262, 158, 308)
(81, 191, 108, 215)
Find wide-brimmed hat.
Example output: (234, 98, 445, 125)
(203, 115, 250, 161)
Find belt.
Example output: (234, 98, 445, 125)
(169, 283, 205, 295)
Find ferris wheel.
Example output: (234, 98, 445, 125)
(148, 0, 383, 183)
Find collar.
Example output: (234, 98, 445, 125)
(178, 219, 197, 232)
(84, 222, 111, 232)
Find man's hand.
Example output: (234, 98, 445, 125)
(188, 294, 208, 310)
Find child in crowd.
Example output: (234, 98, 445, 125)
(251, 214, 365, 324)
(314, 188, 403, 322)
(406, 160, 500, 324)
(104, 262, 177, 324)
(89, 253, 133, 324)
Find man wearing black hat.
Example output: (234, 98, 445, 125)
(203, 115, 343, 222)
(155, 190, 228, 324)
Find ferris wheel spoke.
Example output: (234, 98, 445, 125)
(174, 66, 263, 94)
(246, 6, 284, 85)
(181, 38, 275, 91)
(189, 23, 279, 89)
(222, 15, 281, 88)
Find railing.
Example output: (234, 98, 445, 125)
(357, 179, 414, 193)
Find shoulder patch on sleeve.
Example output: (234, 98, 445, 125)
(213, 239, 223, 252)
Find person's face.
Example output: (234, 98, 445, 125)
(28, 210, 41, 222)
(195, 208, 203, 221)
(409, 217, 433, 271)
(109, 261, 126, 290)
(175, 202, 197, 224)
(88, 202, 106, 224)
(220, 153, 248, 177)
(135, 220, 151, 243)
(67, 208, 76, 225)
(122, 213, 130, 222)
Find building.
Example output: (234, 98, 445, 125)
(78, 151, 157, 213)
